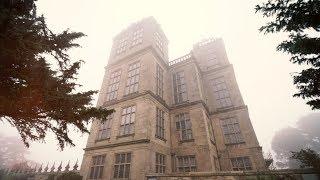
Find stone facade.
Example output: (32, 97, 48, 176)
(80, 17, 266, 180)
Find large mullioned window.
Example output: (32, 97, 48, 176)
(97, 113, 113, 140)
(106, 70, 121, 101)
(175, 113, 193, 141)
(125, 62, 140, 95)
(114, 153, 131, 179)
(155, 108, 165, 140)
(221, 117, 244, 145)
(230, 157, 252, 171)
(207, 52, 220, 68)
(173, 71, 187, 104)
(131, 28, 143, 46)
(211, 77, 232, 108)
(156, 64, 164, 98)
(119, 106, 136, 136)
(154, 32, 164, 54)
(176, 155, 196, 172)
(116, 37, 128, 55)
(89, 155, 105, 179)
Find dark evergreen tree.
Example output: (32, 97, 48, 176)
(0, 0, 113, 149)
(291, 149, 320, 172)
(256, 0, 320, 110)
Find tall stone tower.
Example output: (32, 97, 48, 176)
(80, 17, 265, 180)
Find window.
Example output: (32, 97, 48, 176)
(119, 106, 136, 136)
(173, 71, 187, 103)
(131, 28, 143, 46)
(116, 37, 128, 54)
(230, 157, 252, 171)
(175, 113, 193, 141)
(156, 64, 163, 98)
(106, 70, 121, 101)
(214, 156, 220, 171)
(97, 113, 113, 140)
(154, 32, 164, 54)
(176, 155, 196, 172)
(207, 52, 220, 68)
(155, 153, 166, 173)
(155, 108, 165, 140)
(221, 117, 244, 145)
(125, 62, 140, 95)
(114, 153, 131, 179)
(211, 77, 232, 108)
(89, 155, 105, 179)
(207, 118, 215, 143)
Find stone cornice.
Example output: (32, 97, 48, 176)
(84, 139, 150, 151)
(102, 90, 211, 115)
(201, 64, 232, 75)
(210, 105, 248, 116)
(106, 45, 169, 70)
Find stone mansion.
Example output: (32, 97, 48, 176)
(80, 17, 266, 180)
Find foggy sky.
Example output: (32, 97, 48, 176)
(0, 0, 314, 165)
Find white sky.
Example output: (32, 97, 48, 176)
(0, 0, 315, 166)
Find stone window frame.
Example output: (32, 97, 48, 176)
(173, 71, 188, 104)
(207, 116, 215, 143)
(176, 155, 197, 172)
(207, 51, 220, 68)
(131, 27, 143, 46)
(113, 152, 132, 179)
(220, 117, 245, 145)
(155, 107, 165, 140)
(88, 154, 106, 179)
(124, 61, 140, 95)
(154, 31, 164, 54)
(175, 113, 193, 141)
(116, 37, 128, 55)
(119, 105, 136, 136)
(214, 156, 220, 171)
(156, 64, 164, 98)
(96, 113, 114, 140)
(155, 153, 166, 174)
(211, 76, 232, 108)
(106, 69, 121, 101)
(230, 156, 252, 171)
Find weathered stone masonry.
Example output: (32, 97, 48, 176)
(80, 17, 266, 180)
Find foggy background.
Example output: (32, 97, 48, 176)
(0, 0, 317, 167)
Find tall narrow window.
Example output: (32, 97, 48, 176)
(176, 155, 196, 172)
(156, 64, 164, 98)
(125, 62, 140, 95)
(221, 117, 244, 145)
(230, 157, 252, 171)
(155, 108, 165, 140)
(131, 28, 143, 46)
(207, 52, 220, 68)
(89, 155, 105, 179)
(207, 118, 215, 143)
(119, 106, 136, 136)
(97, 113, 113, 140)
(106, 70, 121, 101)
(175, 113, 193, 141)
(114, 153, 131, 179)
(154, 32, 164, 54)
(212, 77, 232, 108)
(173, 71, 187, 103)
(116, 37, 128, 55)
(155, 153, 166, 173)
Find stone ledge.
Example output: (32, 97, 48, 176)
(146, 168, 318, 177)
(84, 138, 150, 151)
